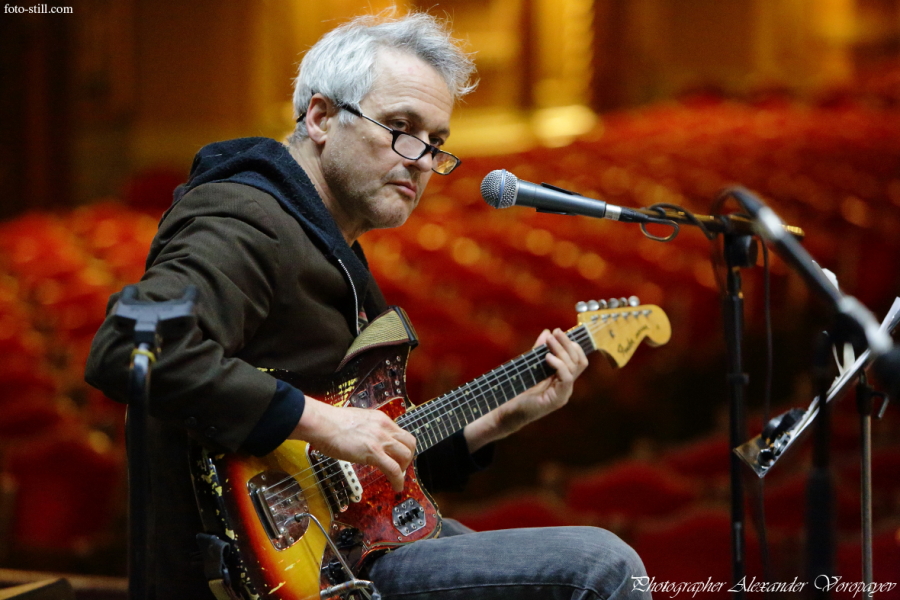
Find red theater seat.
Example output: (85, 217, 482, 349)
(662, 435, 731, 483)
(4, 427, 124, 553)
(632, 509, 762, 594)
(565, 460, 699, 522)
(451, 493, 575, 532)
(836, 528, 900, 599)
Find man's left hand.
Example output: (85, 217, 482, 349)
(463, 328, 589, 453)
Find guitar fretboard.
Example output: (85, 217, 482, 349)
(396, 325, 596, 453)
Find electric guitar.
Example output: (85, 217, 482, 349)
(191, 299, 671, 600)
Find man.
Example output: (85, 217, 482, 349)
(86, 12, 651, 600)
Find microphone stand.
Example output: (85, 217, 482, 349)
(636, 198, 866, 593)
(808, 332, 836, 596)
(855, 373, 881, 588)
(512, 181, 894, 593)
(629, 202, 796, 597)
(720, 233, 756, 595)
(113, 286, 197, 600)
(533, 192, 802, 597)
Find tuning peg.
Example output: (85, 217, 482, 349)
(587, 300, 600, 311)
(619, 297, 629, 308)
(628, 296, 640, 307)
(598, 299, 608, 309)
(608, 298, 620, 309)
(575, 301, 588, 313)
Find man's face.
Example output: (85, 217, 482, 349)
(319, 48, 454, 236)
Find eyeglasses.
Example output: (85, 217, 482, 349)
(335, 103, 461, 175)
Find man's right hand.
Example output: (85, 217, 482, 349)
(289, 398, 416, 492)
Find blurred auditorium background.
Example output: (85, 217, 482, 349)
(2, 0, 900, 596)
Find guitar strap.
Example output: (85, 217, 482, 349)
(338, 306, 419, 370)
(192, 439, 245, 600)
(197, 533, 243, 600)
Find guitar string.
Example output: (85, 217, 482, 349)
(258, 314, 638, 507)
(255, 329, 589, 506)
(369, 320, 604, 440)
(259, 315, 648, 514)
(396, 325, 593, 438)
(256, 315, 637, 506)
(255, 325, 601, 506)
(348, 315, 624, 456)
(256, 324, 596, 502)
(257, 313, 648, 507)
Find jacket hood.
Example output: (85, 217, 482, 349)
(173, 137, 373, 332)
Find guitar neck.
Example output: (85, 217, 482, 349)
(396, 325, 596, 454)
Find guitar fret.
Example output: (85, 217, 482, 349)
(403, 324, 598, 454)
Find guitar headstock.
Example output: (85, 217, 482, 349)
(575, 296, 671, 367)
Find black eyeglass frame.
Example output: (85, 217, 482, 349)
(296, 102, 461, 175)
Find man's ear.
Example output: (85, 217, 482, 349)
(304, 94, 335, 143)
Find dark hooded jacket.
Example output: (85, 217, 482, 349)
(85, 137, 489, 599)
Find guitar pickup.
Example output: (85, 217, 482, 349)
(338, 460, 363, 503)
(310, 451, 362, 513)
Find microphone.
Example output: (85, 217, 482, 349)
(480, 169, 654, 224)
(728, 186, 893, 357)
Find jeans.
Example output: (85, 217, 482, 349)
(366, 519, 652, 600)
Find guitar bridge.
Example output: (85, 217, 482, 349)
(247, 470, 309, 551)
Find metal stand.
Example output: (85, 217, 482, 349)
(735, 302, 899, 597)
(856, 374, 888, 587)
(857, 375, 874, 587)
(722, 234, 757, 596)
(113, 286, 197, 600)
(807, 333, 836, 597)
(502, 181, 897, 594)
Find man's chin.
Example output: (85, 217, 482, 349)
(379, 205, 417, 230)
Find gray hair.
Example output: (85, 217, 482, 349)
(288, 12, 477, 143)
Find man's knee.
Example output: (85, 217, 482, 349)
(573, 527, 650, 598)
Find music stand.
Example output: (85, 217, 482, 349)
(735, 297, 900, 587)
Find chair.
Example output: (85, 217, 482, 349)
(0, 579, 74, 600)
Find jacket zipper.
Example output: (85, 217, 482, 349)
(336, 258, 360, 335)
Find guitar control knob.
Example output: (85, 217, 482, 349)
(324, 559, 348, 584)
(336, 527, 362, 550)
(608, 298, 619, 309)
(628, 296, 640, 307)
(575, 301, 588, 313)
(587, 300, 600, 311)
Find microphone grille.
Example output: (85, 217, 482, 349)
(480, 170, 518, 209)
